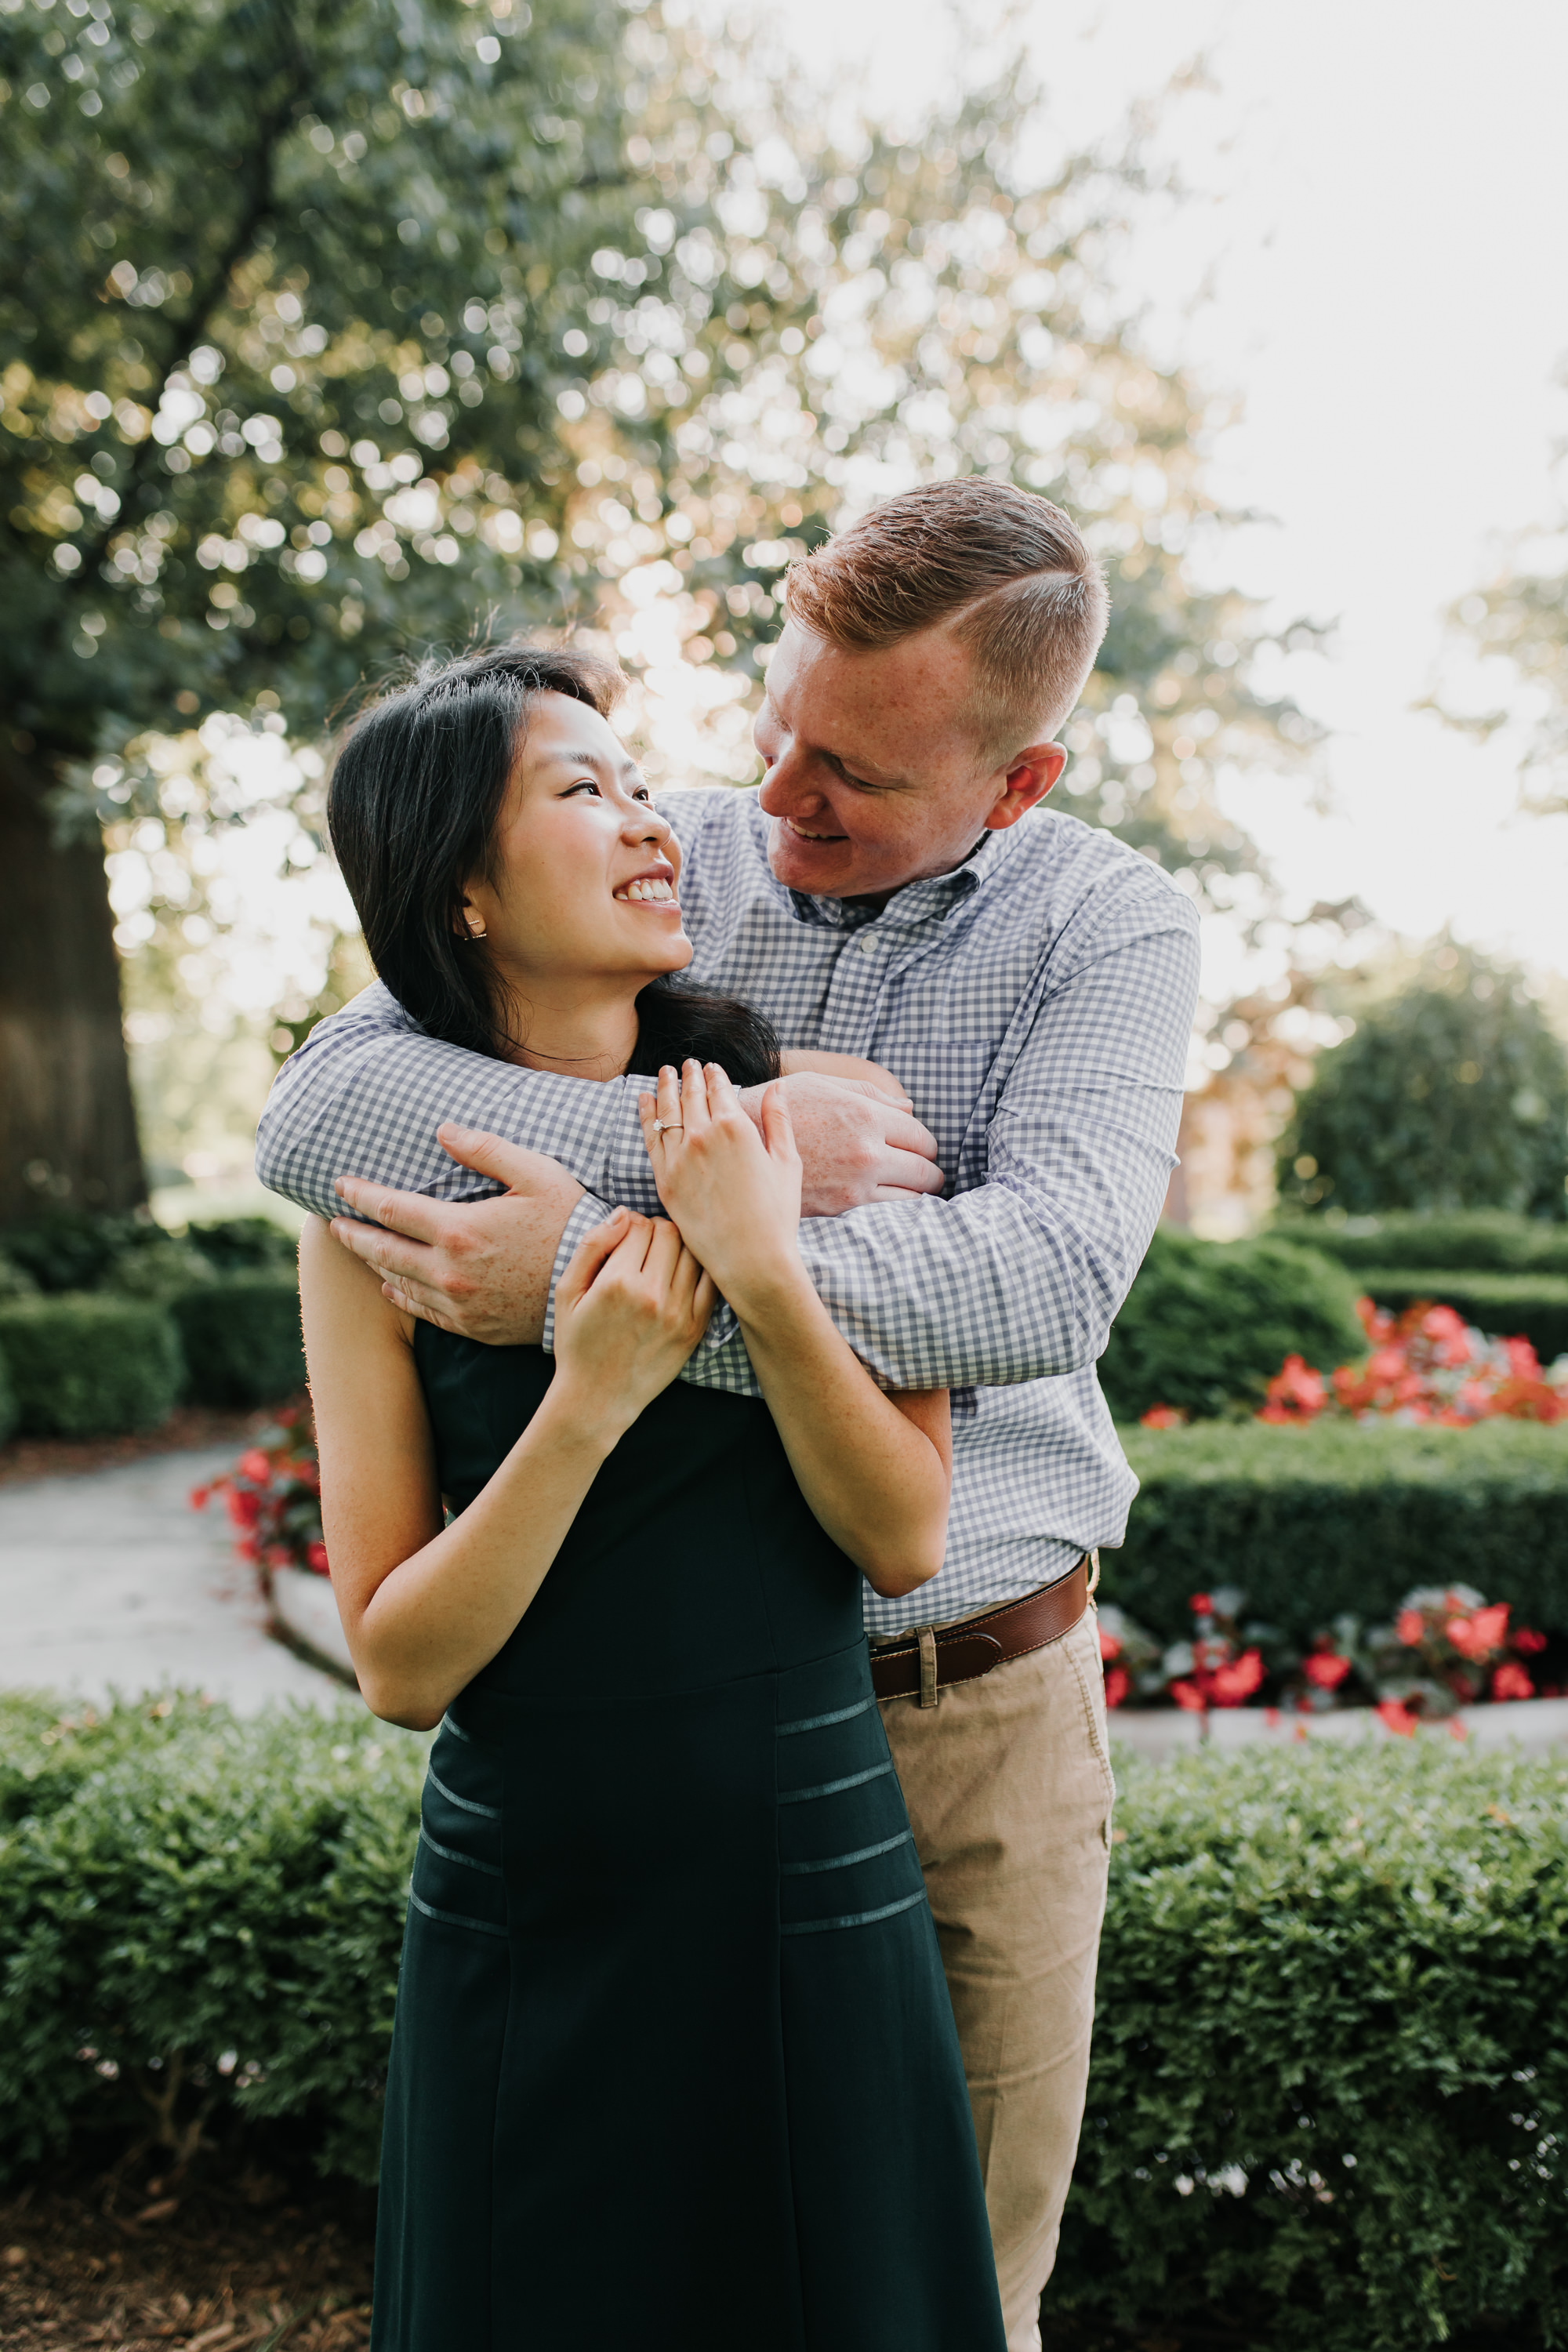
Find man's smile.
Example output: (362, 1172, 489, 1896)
(779, 816, 848, 844)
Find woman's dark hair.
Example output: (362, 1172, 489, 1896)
(328, 642, 780, 1087)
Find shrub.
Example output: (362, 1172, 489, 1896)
(169, 1275, 305, 1406)
(4, 1700, 1564, 2347)
(1283, 1209, 1568, 1276)
(1276, 946, 1568, 1219)
(187, 1216, 299, 1276)
(0, 1693, 424, 2186)
(1100, 1231, 1367, 1422)
(0, 1342, 16, 1446)
(1352, 1270, 1568, 1366)
(1112, 1417, 1568, 1643)
(1048, 1740, 1568, 2350)
(0, 1294, 184, 1436)
(0, 1207, 151, 1295)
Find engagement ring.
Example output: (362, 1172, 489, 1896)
(652, 1120, 684, 1134)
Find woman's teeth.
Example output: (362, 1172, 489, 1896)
(615, 877, 676, 903)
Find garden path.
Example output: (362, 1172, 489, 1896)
(0, 1446, 349, 1713)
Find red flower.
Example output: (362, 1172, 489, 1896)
(1514, 1626, 1548, 1656)
(1491, 1661, 1535, 1704)
(306, 1541, 331, 1576)
(1139, 1403, 1186, 1430)
(1189, 1592, 1214, 1617)
(224, 1489, 262, 1529)
(1170, 1679, 1206, 1712)
(1375, 1698, 1417, 1737)
(1210, 1649, 1265, 1707)
(1396, 1609, 1425, 1648)
(1446, 1603, 1510, 1661)
(1305, 1652, 1352, 1691)
(237, 1447, 273, 1484)
(1103, 1665, 1130, 1709)
(1098, 1626, 1122, 1662)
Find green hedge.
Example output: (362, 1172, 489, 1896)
(0, 1345, 15, 1446)
(3, 1698, 1564, 2348)
(1281, 1209, 1568, 1276)
(1048, 1740, 1568, 2349)
(0, 1294, 185, 1437)
(168, 1273, 306, 1406)
(1354, 1268, 1568, 1363)
(1112, 1418, 1568, 1642)
(1100, 1230, 1368, 1422)
(0, 1693, 422, 2186)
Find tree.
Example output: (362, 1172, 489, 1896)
(1, 0, 641, 1219)
(1276, 943, 1568, 1221)
(1436, 363, 1568, 815)
(3, 0, 1319, 1215)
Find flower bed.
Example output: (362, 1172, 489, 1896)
(1113, 1417, 1568, 1646)
(191, 1409, 325, 1584)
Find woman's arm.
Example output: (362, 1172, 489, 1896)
(639, 1062, 950, 1599)
(777, 1047, 907, 1098)
(300, 1207, 713, 1730)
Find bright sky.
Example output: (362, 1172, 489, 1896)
(768, 0, 1568, 989)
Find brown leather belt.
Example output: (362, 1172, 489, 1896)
(869, 1555, 1095, 1704)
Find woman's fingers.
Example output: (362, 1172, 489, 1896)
(557, 1207, 632, 1307)
(704, 1061, 740, 1120)
(680, 1056, 711, 1137)
(642, 1213, 684, 1294)
(655, 1062, 682, 1134)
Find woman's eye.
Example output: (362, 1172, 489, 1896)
(563, 779, 602, 798)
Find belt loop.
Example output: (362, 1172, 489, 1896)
(1086, 1548, 1100, 1597)
(917, 1626, 939, 1710)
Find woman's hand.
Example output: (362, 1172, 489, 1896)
(639, 1061, 806, 1314)
(550, 1207, 715, 1441)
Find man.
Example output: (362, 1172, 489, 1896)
(256, 477, 1200, 2347)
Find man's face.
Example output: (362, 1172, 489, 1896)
(752, 618, 1067, 902)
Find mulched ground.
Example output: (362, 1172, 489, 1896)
(0, 1409, 270, 1490)
(0, 2157, 374, 2352)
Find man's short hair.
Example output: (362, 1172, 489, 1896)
(783, 479, 1109, 761)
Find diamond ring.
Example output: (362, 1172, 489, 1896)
(652, 1120, 684, 1134)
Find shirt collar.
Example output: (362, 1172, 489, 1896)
(782, 820, 1023, 931)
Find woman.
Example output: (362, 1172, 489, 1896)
(299, 644, 1007, 2351)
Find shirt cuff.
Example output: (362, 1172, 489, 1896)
(542, 1192, 610, 1357)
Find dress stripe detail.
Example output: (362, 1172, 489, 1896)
(440, 1711, 474, 1744)
(426, 1765, 501, 1819)
(419, 1825, 503, 1878)
(775, 1696, 877, 1737)
(781, 1888, 928, 1936)
(778, 1760, 895, 1804)
(408, 1886, 509, 1937)
(780, 1829, 913, 1876)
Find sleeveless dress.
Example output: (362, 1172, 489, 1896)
(371, 1326, 1007, 2352)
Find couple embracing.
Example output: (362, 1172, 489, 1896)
(258, 477, 1200, 2350)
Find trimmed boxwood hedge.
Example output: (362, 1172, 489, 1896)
(1099, 1231, 1367, 1422)
(2, 1697, 1564, 2349)
(0, 1294, 185, 1437)
(1283, 1210, 1568, 1276)
(1354, 1268, 1568, 1363)
(1049, 1740, 1568, 2349)
(167, 1273, 305, 1406)
(1112, 1418, 1568, 1641)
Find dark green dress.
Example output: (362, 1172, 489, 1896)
(372, 1328, 1006, 2351)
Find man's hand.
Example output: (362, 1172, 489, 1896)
(329, 1126, 585, 1346)
(736, 1071, 942, 1214)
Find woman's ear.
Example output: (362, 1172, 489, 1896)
(457, 893, 488, 942)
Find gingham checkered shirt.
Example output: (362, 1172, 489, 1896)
(256, 789, 1200, 1635)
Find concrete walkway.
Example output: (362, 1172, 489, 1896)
(0, 1446, 352, 1715)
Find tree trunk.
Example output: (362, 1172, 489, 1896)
(0, 746, 147, 1225)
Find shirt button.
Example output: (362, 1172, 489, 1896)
(856, 934, 879, 954)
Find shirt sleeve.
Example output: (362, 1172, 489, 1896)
(678, 890, 1201, 1396)
(253, 981, 667, 1221)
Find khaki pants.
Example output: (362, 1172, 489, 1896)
(879, 1605, 1114, 2352)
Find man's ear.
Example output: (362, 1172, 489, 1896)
(983, 743, 1066, 832)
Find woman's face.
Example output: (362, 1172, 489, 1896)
(461, 691, 691, 993)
